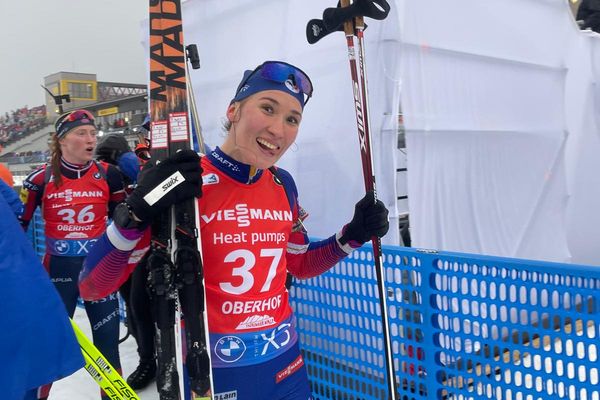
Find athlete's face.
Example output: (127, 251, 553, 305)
(59, 125, 97, 165)
(222, 90, 302, 169)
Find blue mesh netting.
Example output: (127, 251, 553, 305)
(290, 244, 600, 400)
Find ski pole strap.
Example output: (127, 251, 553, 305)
(307, 19, 367, 44)
(306, 0, 389, 44)
(322, 0, 390, 31)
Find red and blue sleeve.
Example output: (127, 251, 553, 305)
(18, 166, 45, 231)
(79, 223, 146, 300)
(276, 168, 361, 279)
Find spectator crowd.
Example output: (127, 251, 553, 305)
(0, 105, 48, 148)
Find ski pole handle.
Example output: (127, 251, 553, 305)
(323, 0, 390, 31)
(338, 0, 354, 36)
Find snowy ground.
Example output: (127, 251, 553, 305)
(51, 308, 159, 400)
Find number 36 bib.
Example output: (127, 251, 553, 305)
(43, 163, 110, 256)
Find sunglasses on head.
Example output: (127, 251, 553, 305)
(66, 109, 94, 121)
(56, 110, 95, 132)
(238, 61, 314, 105)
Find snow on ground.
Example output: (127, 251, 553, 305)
(51, 308, 159, 400)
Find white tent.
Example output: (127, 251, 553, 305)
(145, 0, 600, 265)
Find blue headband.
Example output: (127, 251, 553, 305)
(55, 110, 96, 138)
(231, 69, 306, 109)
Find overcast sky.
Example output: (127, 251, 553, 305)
(0, 0, 148, 113)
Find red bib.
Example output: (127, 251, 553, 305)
(199, 158, 293, 334)
(42, 163, 109, 256)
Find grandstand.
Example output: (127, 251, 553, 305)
(1, 124, 54, 186)
(1, 72, 148, 187)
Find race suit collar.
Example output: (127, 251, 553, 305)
(208, 146, 263, 184)
(60, 157, 94, 179)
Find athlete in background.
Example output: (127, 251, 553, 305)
(80, 61, 389, 400)
(19, 110, 125, 400)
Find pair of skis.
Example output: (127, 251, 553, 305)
(71, 319, 139, 400)
(148, 1, 212, 399)
(308, 1, 397, 400)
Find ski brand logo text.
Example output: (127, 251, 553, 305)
(143, 171, 185, 206)
(201, 204, 292, 228)
(161, 175, 179, 191)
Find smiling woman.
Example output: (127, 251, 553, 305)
(18, 109, 127, 400)
(80, 60, 391, 400)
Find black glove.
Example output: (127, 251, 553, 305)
(339, 191, 389, 245)
(126, 149, 202, 222)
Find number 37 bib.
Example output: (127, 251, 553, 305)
(199, 160, 296, 366)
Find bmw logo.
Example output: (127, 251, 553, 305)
(93, 172, 102, 180)
(54, 240, 70, 254)
(214, 336, 246, 363)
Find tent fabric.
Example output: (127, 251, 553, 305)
(142, 0, 600, 264)
(398, 0, 596, 263)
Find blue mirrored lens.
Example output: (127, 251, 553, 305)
(259, 62, 313, 99)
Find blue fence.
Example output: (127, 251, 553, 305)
(29, 212, 600, 399)
(291, 245, 600, 400)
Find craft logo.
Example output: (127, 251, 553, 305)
(211, 151, 240, 172)
(214, 336, 246, 363)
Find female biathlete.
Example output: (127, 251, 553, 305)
(80, 61, 390, 400)
(20, 110, 125, 400)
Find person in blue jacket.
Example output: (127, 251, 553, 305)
(0, 179, 83, 400)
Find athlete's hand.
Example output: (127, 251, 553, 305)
(126, 149, 202, 222)
(339, 191, 389, 245)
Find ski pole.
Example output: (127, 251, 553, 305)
(346, 9, 399, 398)
(310, 0, 397, 398)
(185, 44, 207, 154)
